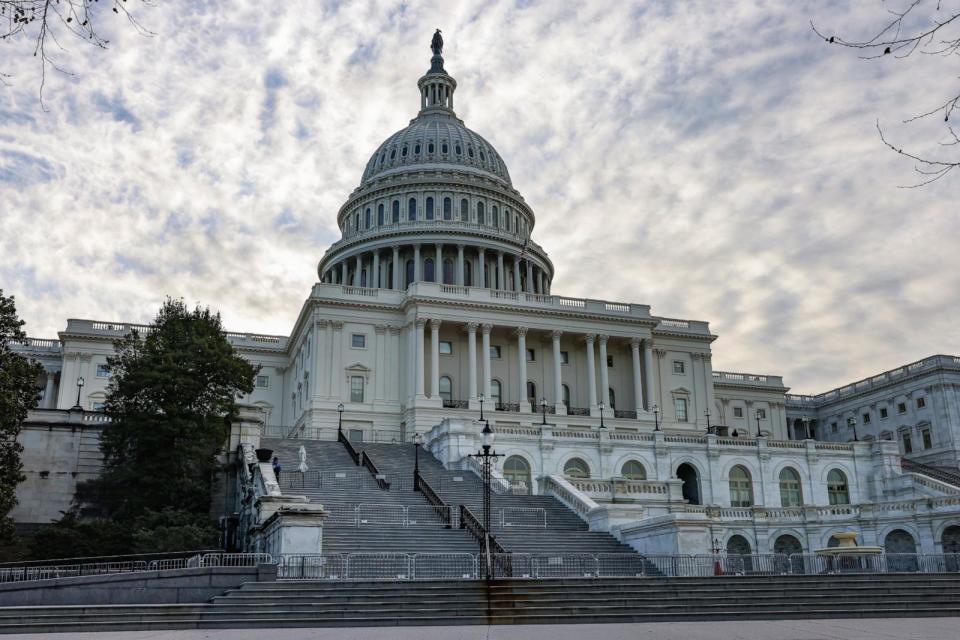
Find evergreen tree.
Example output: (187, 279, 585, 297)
(0, 290, 42, 542)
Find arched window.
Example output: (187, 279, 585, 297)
(729, 465, 753, 507)
(428, 142, 435, 154)
(392, 200, 400, 223)
(460, 198, 469, 222)
(885, 529, 919, 572)
(827, 469, 849, 505)
(676, 463, 700, 505)
(401, 144, 408, 157)
(505, 213, 511, 231)
(424, 258, 435, 282)
(443, 197, 452, 220)
(365, 208, 371, 229)
(779, 467, 803, 507)
(514, 214, 519, 230)
(442, 258, 454, 284)
(439, 376, 452, 404)
(621, 460, 646, 480)
(726, 535, 752, 556)
(408, 197, 417, 221)
(526, 381, 536, 406)
(377, 203, 384, 226)
(464, 261, 473, 287)
(477, 202, 485, 225)
(774, 534, 802, 556)
(503, 456, 531, 491)
(608, 388, 616, 410)
(492, 206, 499, 227)
(354, 213, 359, 231)
(455, 144, 462, 155)
(491, 379, 502, 405)
(405, 259, 415, 287)
(561, 384, 570, 408)
(360, 269, 367, 287)
(425, 197, 434, 220)
(442, 142, 449, 154)
(414, 143, 421, 155)
(564, 458, 590, 479)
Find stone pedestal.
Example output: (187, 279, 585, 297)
(252, 497, 329, 557)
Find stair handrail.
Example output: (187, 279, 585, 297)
(414, 469, 452, 527)
(338, 429, 361, 465)
(360, 451, 391, 490)
(541, 474, 600, 525)
(902, 458, 960, 488)
(459, 504, 510, 578)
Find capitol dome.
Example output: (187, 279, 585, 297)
(317, 31, 553, 296)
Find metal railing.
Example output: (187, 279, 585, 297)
(443, 399, 469, 409)
(414, 469, 453, 527)
(360, 452, 390, 489)
(338, 429, 361, 465)
(495, 403, 520, 412)
(323, 503, 456, 528)
(0, 552, 273, 584)
(567, 406, 590, 416)
(500, 507, 547, 528)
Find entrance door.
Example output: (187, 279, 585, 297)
(676, 463, 700, 505)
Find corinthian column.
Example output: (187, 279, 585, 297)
(415, 318, 427, 399)
(478, 248, 486, 288)
(517, 327, 529, 411)
(598, 335, 610, 408)
(631, 338, 643, 415)
(467, 323, 478, 402)
(457, 244, 465, 286)
(392, 245, 400, 289)
(430, 319, 441, 398)
(552, 330, 564, 414)
(585, 334, 597, 410)
(481, 323, 493, 400)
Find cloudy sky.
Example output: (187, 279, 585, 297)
(2, 1, 958, 393)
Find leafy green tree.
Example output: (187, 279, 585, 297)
(0, 290, 42, 543)
(84, 298, 257, 521)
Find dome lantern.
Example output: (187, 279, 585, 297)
(418, 29, 457, 114)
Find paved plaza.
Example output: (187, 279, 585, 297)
(6, 618, 960, 640)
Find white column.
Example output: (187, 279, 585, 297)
(415, 318, 427, 399)
(478, 248, 486, 288)
(43, 372, 56, 409)
(374, 325, 386, 401)
(331, 321, 344, 401)
(512, 257, 521, 292)
(552, 330, 563, 413)
(430, 319, 441, 398)
(392, 246, 400, 289)
(353, 254, 362, 287)
(434, 243, 442, 283)
(704, 353, 716, 416)
(481, 323, 493, 400)
(517, 328, 528, 409)
(525, 261, 534, 293)
(585, 334, 597, 409)
(372, 251, 380, 288)
(496, 252, 505, 290)
(341, 260, 348, 285)
(644, 339, 659, 411)
(414, 244, 421, 283)
(467, 322, 478, 401)
(631, 338, 643, 414)
(457, 244, 465, 286)
(598, 335, 610, 407)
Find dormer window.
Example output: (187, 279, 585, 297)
(414, 143, 421, 155)
(467, 146, 474, 158)
(442, 142, 448, 154)
(390, 148, 396, 160)
(428, 142, 435, 154)
(401, 145, 408, 157)
(455, 145, 462, 155)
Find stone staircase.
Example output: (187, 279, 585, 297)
(4, 574, 960, 632)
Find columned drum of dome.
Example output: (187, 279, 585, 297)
(317, 36, 553, 295)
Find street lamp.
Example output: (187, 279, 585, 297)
(755, 409, 763, 438)
(712, 537, 724, 576)
(73, 376, 85, 410)
(413, 432, 423, 489)
(539, 397, 548, 425)
(848, 416, 859, 442)
(598, 402, 606, 430)
(337, 403, 344, 435)
(652, 404, 660, 431)
(478, 393, 485, 422)
(705, 409, 712, 434)
(467, 421, 501, 580)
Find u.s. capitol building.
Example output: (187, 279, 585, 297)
(14, 35, 960, 558)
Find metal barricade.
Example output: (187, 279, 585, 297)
(357, 503, 406, 526)
(712, 554, 790, 576)
(279, 554, 346, 579)
(597, 553, 650, 577)
(346, 553, 411, 580)
(644, 554, 710, 577)
(321, 471, 367, 489)
(406, 505, 454, 528)
(201, 553, 273, 567)
(325, 504, 359, 526)
(532, 553, 599, 578)
(412, 553, 478, 580)
(500, 507, 547, 529)
(493, 552, 532, 578)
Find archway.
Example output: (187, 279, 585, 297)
(884, 529, 918, 572)
(726, 535, 753, 573)
(676, 463, 700, 505)
(942, 525, 960, 571)
(503, 456, 531, 494)
(774, 534, 802, 556)
(563, 458, 590, 479)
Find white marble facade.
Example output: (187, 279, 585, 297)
(13, 40, 960, 556)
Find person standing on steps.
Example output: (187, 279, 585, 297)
(272, 456, 282, 483)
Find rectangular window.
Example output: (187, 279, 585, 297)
(526, 348, 536, 362)
(733, 407, 743, 418)
(672, 360, 685, 374)
(922, 428, 932, 449)
(880, 407, 888, 419)
(350, 376, 364, 403)
(96, 364, 110, 378)
(560, 351, 569, 365)
(757, 409, 766, 420)
(862, 412, 871, 424)
(255, 375, 270, 389)
(607, 355, 614, 368)
(92, 402, 107, 412)
(490, 346, 502, 359)
(439, 340, 453, 355)
(903, 433, 913, 454)
(351, 334, 366, 349)
(917, 397, 926, 409)
(674, 398, 688, 422)
(831, 422, 838, 433)
(898, 402, 907, 414)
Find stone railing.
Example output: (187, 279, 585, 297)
(16, 337, 61, 351)
(567, 478, 672, 499)
(712, 370, 785, 388)
(63, 319, 288, 350)
(786, 354, 960, 407)
(541, 475, 599, 524)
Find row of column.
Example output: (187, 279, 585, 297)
(410, 319, 658, 415)
(323, 243, 551, 294)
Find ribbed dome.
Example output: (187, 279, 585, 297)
(359, 113, 513, 187)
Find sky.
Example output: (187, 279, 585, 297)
(1, 0, 958, 394)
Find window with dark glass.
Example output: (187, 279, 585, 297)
(729, 465, 753, 507)
(351, 334, 366, 349)
(424, 258, 435, 282)
(439, 341, 453, 355)
(492, 206, 499, 226)
(350, 376, 364, 403)
(426, 197, 434, 220)
(443, 197, 452, 220)
(477, 202, 485, 224)
(408, 197, 417, 221)
(460, 198, 468, 221)
(392, 200, 400, 223)
(377, 203, 384, 226)
(365, 208, 371, 228)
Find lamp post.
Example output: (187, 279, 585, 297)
(413, 432, 423, 490)
(705, 409, 712, 434)
(73, 376, 85, 410)
(652, 404, 660, 431)
(755, 409, 763, 438)
(598, 402, 606, 430)
(849, 416, 859, 442)
(712, 537, 724, 576)
(539, 397, 548, 425)
(467, 421, 501, 580)
(337, 403, 344, 435)
(478, 393, 485, 422)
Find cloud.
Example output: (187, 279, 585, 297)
(1, 0, 958, 394)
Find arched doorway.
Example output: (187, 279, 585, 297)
(884, 529, 918, 572)
(503, 456, 531, 494)
(726, 535, 753, 574)
(774, 534, 802, 556)
(942, 525, 960, 571)
(676, 463, 700, 505)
